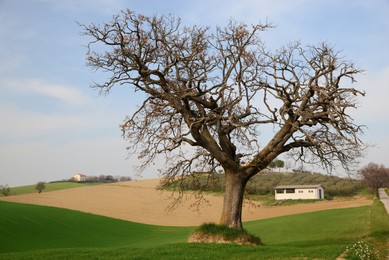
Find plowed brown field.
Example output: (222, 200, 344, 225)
(0, 179, 372, 226)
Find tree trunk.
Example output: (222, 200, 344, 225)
(219, 170, 247, 229)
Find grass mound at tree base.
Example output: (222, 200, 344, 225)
(187, 223, 262, 246)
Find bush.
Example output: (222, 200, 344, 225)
(35, 182, 46, 193)
(0, 185, 11, 196)
(188, 223, 262, 246)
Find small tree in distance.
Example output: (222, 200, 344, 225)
(81, 10, 365, 229)
(269, 160, 285, 172)
(359, 163, 389, 197)
(0, 184, 11, 196)
(35, 182, 46, 194)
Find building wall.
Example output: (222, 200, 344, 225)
(73, 174, 86, 182)
(275, 187, 324, 200)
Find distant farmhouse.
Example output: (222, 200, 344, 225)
(70, 173, 132, 183)
(72, 173, 87, 182)
(275, 185, 324, 200)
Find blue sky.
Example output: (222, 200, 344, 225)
(0, 0, 388, 186)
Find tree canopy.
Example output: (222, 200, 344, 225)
(81, 10, 365, 228)
(359, 163, 389, 197)
(269, 160, 285, 170)
(35, 182, 46, 194)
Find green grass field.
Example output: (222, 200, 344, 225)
(0, 201, 192, 253)
(0, 200, 388, 259)
(1, 182, 101, 196)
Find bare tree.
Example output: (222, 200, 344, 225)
(81, 10, 365, 228)
(359, 163, 389, 197)
(35, 182, 46, 194)
(0, 184, 11, 196)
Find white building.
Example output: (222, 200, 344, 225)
(275, 184, 324, 200)
(72, 173, 87, 182)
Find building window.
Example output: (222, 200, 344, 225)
(309, 190, 313, 193)
(276, 189, 284, 194)
(286, 188, 295, 193)
(298, 190, 303, 193)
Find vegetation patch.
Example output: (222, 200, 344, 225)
(265, 198, 321, 206)
(0, 182, 102, 197)
(188, 223, 262, 246)
(162, 171, 363, 199)
(344, 241, 381, 260)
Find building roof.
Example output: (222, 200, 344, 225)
(275, 184, 323, 189)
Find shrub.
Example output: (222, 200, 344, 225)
(188, 223, 262, 246)
(345, 241, 380, 260)
(0, 184, 10, 196)
(35, 182, 46, 193)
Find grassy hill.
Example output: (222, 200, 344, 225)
(164, 171, 363, 198)
(0, 201, 191, 253)
(0, 182, 101, 197)
(246, 171, 363, 197)
(1, 200, 388, 259)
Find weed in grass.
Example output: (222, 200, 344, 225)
(345, 241, 381, 260)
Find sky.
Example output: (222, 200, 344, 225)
(0, 0, 388, 187)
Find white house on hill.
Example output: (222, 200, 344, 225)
(72, 173, 87, 182)
(275, 184, 324, 200)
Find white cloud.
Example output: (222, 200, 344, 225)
(0, 103, 91, 139)
(4, 78, 89, 107)
(0, 78, 101, 140)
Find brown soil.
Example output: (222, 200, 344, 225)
(0, 178, 372, 226)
